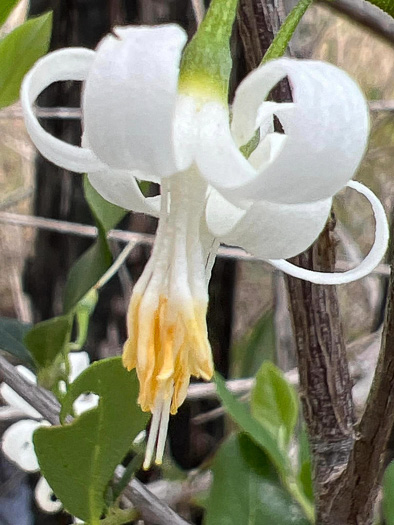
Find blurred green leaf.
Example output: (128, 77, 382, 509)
(215, 374, 314, 522)
(383, 462, 394, 524)
(262, 0, 313, 63)
(251, 361, 298, 447)
(230, 310, 275, 378)
(23, 315, 72, 369)
(34, 357, 149, 523)
(298, 460, 314, 504)
(71, 289, 99, 350)
(64, 241, 110, 313)
(366, 0, 394, 18)
(0, 317, 34, 366)
(297, 426, 314, 501)
(63, 177, 127, 312)
(215, 372, 288, 476)
(205, 434, 310, 525)
(0, 0, 19, 26)
(0, 12, 52, 109)
(84, 176, 127, 233)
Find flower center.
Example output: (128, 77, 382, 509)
(122, 170, 214, 468)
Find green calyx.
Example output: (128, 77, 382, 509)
(179, 0, 238, 103)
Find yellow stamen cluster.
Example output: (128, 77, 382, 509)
(122, 293, 213, 415)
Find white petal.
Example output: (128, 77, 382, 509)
(0, 378, 42, 419)
(197, 101, 256, 196)
(0, 405, 26, 419)
(88, 170, 160, 216)
(198, 59, 369, 205)
(83, 25, 188, 177)
(206, 189, 332, 259)
(68, 351, 90, 383)
(2, 420, 47, 472)
(35, 477, 63, 514)
(16, 365, 37, 384)
(21, 48, 106, 173)
(73, 393, 99, 416)
(269, 181, 389, 284)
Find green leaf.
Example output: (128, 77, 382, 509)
(230, 310, 276, 378)
(383, 462, 394, 524)
(84, 176, 127, 233)
(71, 289, 99, 350)
(298, 461, 314, 504)
(0, 0, 19, 27)
(297, 426, 314, 502)
(0, 317, 34, 366)
(23, 315, 72, 369)
(33, 357, 149, 523)
(0, 12, 52, 109)
(262, 0, 313, 63)
(205, 434, 310, 525)
(366, 0, 394, 18)
(63, 177, 126, 312)
(64, 240, 111, 313)
(251, 361, 298, 447)
(215, 373, 314, 522)
(215, 372, 288, 476)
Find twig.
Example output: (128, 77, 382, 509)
(126, 480, 190, 525)
(191, 0, 205, 25)
(0, 211, 390, 275)
(0, 106, 82, 120)
(318, 0, 394, 44)
(0, 187, 34, 211)
(0, 355, 60, 425)
(0, 355, 190, 525)
(94, 241, 137, 291)
(0, 100, 392, 121)
(187, 377, 255, 400)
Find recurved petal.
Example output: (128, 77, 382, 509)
(206, 189, 332, 260)
(35, 477, 63, 513)
(268, 181, 389, 284)
(21, 48, 106, 173)
(68, 351, 90, 383)
(88, 169, 160, 216)
(198, 58, 369, 205)
(83, 25, 189, 177)
(2, 420, 48, 472)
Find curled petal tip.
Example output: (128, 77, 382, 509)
(268, 181, 389, 285)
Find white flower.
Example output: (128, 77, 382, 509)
(20, 25, 388, 468)
(1, 352, 97, 513)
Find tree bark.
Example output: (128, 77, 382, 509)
(285, 222, 356, 524)
(237, 2, 357, 524)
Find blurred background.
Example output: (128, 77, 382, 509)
(0, 0, 393, 523)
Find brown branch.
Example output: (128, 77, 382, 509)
(318, 0, 394, 44)
(236, 2, 361, 523)
(285, 221, 356, 524)
(0, 205, 390, 278)
(329, 243, 394, 523)
(0, 355, 60, 425)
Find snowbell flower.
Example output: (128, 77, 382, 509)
(0, 352, 97, 512)
(20, 2, 388, 468)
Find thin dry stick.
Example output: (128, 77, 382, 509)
(191, 0, 205, 25)
(318, 0, 394, 43)
(0, 99, 392, 121)
(0, 211, 390, 275)
(0, 355, 189, 525)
